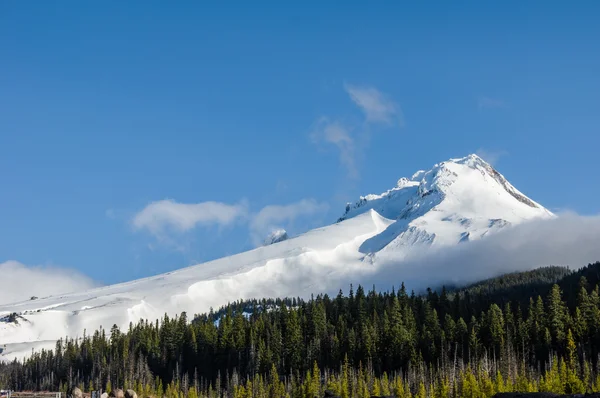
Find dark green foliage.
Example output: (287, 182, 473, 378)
(449, 266, 572, 315)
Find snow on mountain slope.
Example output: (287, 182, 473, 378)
(342, 154, 552, 256)
(0, 210, 394, 360)
(0, 154, 552, 361)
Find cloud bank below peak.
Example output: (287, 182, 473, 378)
(365, 212, 600, 292)
(132, 212, 600, 311)
(226, 213, 600, 303)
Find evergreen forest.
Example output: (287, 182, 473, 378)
(3, 262, 600, 397)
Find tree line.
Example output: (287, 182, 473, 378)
(2, 262, 600, 397)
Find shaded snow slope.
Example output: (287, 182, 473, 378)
(0, 154, 552, 361)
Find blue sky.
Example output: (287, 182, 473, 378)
(1, 1, 599, 285)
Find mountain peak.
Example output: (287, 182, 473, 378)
(450, 153, 485, 165)
(339, 154, 551, 223)
(400, 154, 488, 188)
(340, 153, 552, 255)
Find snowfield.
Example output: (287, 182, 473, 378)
(0, 154, 553, 361)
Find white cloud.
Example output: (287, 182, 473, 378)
(310, 84, 402, 179)
(475, 148, 508, 166)
(250, 199, 329, 245)
(133, 198, 329, 249)
(0, 261, 97, 305)
(133, 199, 248, 238)
(311, 117, 358, 178)
(344, 83, 402, 125)
(478, 96, 505, 110)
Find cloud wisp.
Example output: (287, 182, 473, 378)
(311, 83, 403, 179)
(344, 83, 402, 126)
(0, 261, 98, 305)
(132, 199, 248, 238)
(310, 117, 358, 178)
(475, 148, 509, 166)
(133, 198, 329, 248)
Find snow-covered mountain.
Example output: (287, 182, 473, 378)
(0, 154, 552, 361)
(339, 153, 551, 256)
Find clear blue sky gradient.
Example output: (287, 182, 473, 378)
(1, 1, 599, 283)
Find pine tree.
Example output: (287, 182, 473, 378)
(269, 364, 284, 398)
(415, 381, 426, 398)
(564, 329, 585, 394)
(547, 285, 567, 345)
(487, 304, 505, 356)
(433, 376, 449, 398)
(494, 370, 505, 394)
(380, 372, 391, 396)
(371, 377, 380, 396)
(393, 375, 405, 398)
(340, 355, 349, 398)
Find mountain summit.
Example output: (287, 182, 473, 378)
(0, 154, 552, 361)
(340, 154, 552, 254)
